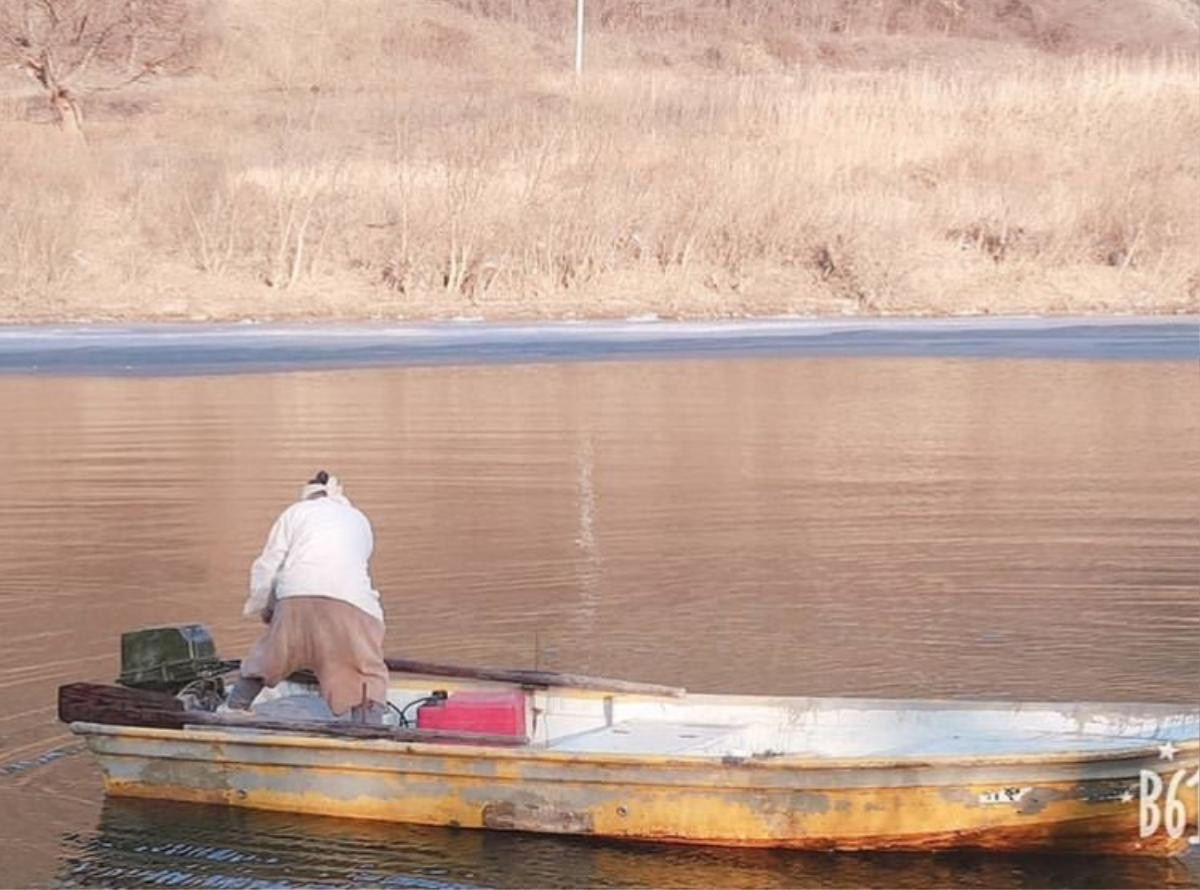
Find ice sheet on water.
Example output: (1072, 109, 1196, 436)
(0, 316, 1194, 374)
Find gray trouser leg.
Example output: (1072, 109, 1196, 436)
(226, 675, 265, 710)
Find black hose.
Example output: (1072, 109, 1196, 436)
(395, 691, 448, 728)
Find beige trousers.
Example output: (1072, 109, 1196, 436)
(240, 595, 388, 716)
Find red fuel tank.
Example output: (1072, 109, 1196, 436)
(416, 690, 527, 737)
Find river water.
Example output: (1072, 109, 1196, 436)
(0, 320, 1197, 888)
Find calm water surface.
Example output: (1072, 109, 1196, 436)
(0, 349, 1197, 887)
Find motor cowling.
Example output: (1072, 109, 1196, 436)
(117, 624, 227, 693)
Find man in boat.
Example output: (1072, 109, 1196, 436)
(225, 471, 389, 723)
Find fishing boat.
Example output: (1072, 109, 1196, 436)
(61, 626, 1199, 856)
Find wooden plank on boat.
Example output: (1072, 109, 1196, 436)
(59, 683, 527, 746)
(380, 657, 687, 698)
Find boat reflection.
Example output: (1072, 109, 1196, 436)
(59, 797, 1198, 889)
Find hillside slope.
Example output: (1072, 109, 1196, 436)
(0, 0, 1196, 321)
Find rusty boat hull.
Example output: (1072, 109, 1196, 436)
(71, 683, 1200, 856)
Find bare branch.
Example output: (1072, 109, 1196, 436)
(35, 0, 61, 29)
(89, 55, 185, 91)
(23, 55, 51, 90)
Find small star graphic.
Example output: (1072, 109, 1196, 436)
(1119, 789, 1134, 804)
(1158, 741, 1179, 762)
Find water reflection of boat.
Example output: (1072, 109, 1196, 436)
(62, 665, 1199, 857)
(60, 797, 1200, 889)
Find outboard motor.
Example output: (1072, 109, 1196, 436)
(117, 624, 231, 710)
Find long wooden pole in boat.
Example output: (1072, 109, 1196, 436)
(225, 657, 685, 698)
(380, 657, 686, 698)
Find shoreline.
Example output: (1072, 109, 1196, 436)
(3, 312, 1197, 328)
(2, 301, 1197, 328)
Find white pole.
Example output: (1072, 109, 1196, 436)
(575, 0, 585, 75)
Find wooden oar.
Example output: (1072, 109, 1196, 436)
(58, 683, 528, 746)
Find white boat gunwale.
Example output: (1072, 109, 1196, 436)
(72, 719, 1199, 774)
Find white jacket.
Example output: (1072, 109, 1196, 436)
(243, 496, 384, 623)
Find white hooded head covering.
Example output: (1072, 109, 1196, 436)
(300, 470, 348, 503)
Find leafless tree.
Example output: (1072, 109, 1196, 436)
(0, 0, 208, 137)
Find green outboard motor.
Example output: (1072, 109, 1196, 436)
(117, 625, 228, 702)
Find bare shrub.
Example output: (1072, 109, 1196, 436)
(948, 221, 1030, 263)
(178, 163, 247, 276)
(0, 137, 87, 300)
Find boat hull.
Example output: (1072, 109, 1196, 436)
(76, 722, 1198, 856)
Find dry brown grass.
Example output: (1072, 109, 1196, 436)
(0, 0, 1197, 321)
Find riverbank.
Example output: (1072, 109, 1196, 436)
(1, 0, 1197, 323)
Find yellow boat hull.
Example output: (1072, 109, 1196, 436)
(77, 722, 1198, 856)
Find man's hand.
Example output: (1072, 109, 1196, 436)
(261, 591, 277, 625)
